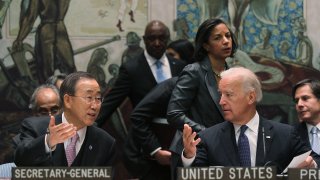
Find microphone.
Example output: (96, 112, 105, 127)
(262, 128, 283, 174)
(264, 161, 283, 175)
(262, 127, 266, 162)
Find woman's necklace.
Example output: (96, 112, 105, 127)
(212, 70, 221, 78)
(211, 62, 226, 79)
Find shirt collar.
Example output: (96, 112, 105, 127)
(62, 112, 87, 144)
(144, 50, 167, 66)
(306, 123, 320, 133)
(233, 111, 259, 134)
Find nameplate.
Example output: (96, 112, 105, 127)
(12, 167, 112, 180)
(177, 167, 276, 180)
(288, 168, 320, 180)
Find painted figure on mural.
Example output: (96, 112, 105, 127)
(196, 0, 282, 48)
(173, 18, 190, 40)
(116, 0, 138, 32)
(12, 0, 76, 83)
(279, 40, 291, 62)
(107, 64, 120, 89)
(87, 48, 109, 94)
(292, 17, 313, 67)
(250, 28, 275, 59)
(121, 31, 144, 65)
(0, 0, 11, 39)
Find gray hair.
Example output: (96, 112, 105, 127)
(29, 84, 61, 110)
(220, 66, 263, 102)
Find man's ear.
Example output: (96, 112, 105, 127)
(63, 94, 72, 108)
(248, 91, 256, 104)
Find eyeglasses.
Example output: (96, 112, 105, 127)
(69, 95, 103, 105)
(37, 106, 60, 116)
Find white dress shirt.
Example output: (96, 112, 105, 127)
(233, 112, 259, 166)
(306, 123, 320, 145)
(144, 50, 172, 81)
(45, 113, 87, 155)
(182, 111, 260, 167)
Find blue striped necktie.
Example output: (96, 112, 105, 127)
(311, 126, 320, 154)
(155, 60, 166, 83)
(238, 125, 251, 166)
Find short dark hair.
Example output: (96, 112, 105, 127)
(194, 18, 238, 61)
(59, 71, 96, 104)
(292, 79, 320, 100)
(46, 73, 67, 87)
(167, 39, 195, 64)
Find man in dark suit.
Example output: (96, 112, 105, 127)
(96, 20, 186, 127)
(182, 67, 319, 173)
(12, 84, 61, 149)
(293, 79, 320, 155)
(127, 77, 178, 179)
(95, 20, 185, 179)
(14, 72, 116, 167)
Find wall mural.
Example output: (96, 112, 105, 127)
(177, 0, 320, 125)
(1, 0, 147, 110)
(0, 0, 147, 168)
(0, 0, 319, 174)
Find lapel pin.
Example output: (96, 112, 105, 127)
(89, 145, 92, 150)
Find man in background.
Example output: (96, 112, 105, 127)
(293, 79, 320, 155)
(13, 84, 61, 148)
(96, 20, 185, 179)
(96, 20, 186, 127)
(28, 84, 61, 116)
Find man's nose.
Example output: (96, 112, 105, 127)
(219, 96, 225, 105)
(296, 99, 304, 107)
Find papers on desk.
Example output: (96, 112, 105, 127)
(282, 150, 311, 174)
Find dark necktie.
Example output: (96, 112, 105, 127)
(155, 60, 166, 83)
(238, 125, 251, 166)
(311, 126, 320, 154)
(66, 133, 79, 166)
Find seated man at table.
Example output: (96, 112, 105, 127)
(13, 84, 61, 148)
(182, 67, 319, 173)
(14, 71, 116, 166)
(293, 79, 320, 155)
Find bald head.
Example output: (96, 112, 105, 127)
(144, 20, 169, 36)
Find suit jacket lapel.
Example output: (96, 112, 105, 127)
(256, 118, 274, 166)
(52, 115, 68, 166)
(73, 126, 95, 166)
(202, 57, 224, 116)
(140, 54, 158, 84)
(298, 122, 310, 146)
(52, 144, 68, 166)
(168, 56, 179, 76)
(221, 122, 240, 166)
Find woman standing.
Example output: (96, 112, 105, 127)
(167, 20, 238, 176)
(167, 18, 238, 131)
